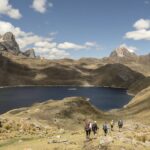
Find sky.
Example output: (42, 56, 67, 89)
(0, 0, 150, 59)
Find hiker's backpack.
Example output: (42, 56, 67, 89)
(103, 124, 107, 130)
(85, 123, 90, 131)
(92, 123, 97, 130)
(118, 120, 123, 126)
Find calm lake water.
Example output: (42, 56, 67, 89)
(0, 86, 133, 114)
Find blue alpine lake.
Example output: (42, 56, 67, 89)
(0, 86, 133, 114)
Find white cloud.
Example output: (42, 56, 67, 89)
(58, 42, 85, 50)
(119, 44, 137, 53)
(145, 1, 150, 4)
(57, 41, 101, 50)
(85, 42, 96, 47)
(17, 35, 51, 49)
(0, 20, 26, 37)
(0, 20, 100, 59)
(133, 19, 150, 30)
(48, 48, 70, 59)
(125, 19, 150, 40)
(35, 41, 57, 49)
(35, 48, 70, 59)
(0, 23, 46, 49)
(85, 42, 101, 50)
(125, 29, 150, 40)
(0, 0, 22, 19)
(0, 20, 53, 50)
(32, 0, 52, 13)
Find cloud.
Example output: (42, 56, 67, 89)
(34, 41, 71, 59)
(32, 0, 52, 13)
(0, 20, 26, 37)
(57, 41, 101, 50)
(58, 42, 85, 50)
(0, 20, 95, 59)
(48, 48, 70, 59)
(0, 0, 22, 19)
(35, 47, 70, 59)
(125, 19, 150, 40)
(85, 42, 101, 50)
(133, 19, 150, 30)
(119, 44, 137, 53)
(144, 1, 150, 4)
(1, 20, 57, 49)
(125, 29, 150, 40)
(0, 20, 52, 49)
(17, 35, 52, 50)
(35, 41, 57, 49)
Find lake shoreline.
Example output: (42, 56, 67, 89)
(0, 84, 129, 90)
(0, 84, 135, 97)
(0, 84, 134, 95)
(0, 85, 133, 112)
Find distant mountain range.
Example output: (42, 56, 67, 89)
(107, 46, 150, 65)
(0, 32, 149, 95)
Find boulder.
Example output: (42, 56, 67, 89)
(0, 43, 7, 52)
(24, 49, 36, 58)
(99, 136, 113, 146)
(1, 32, 20, 54)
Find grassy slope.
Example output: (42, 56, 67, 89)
(128, 77, 150, 95)
(116, 86, 150, 123)
(3, 97, 107, 130)
(0, 95, 150, 150)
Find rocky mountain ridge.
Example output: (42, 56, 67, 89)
(110, 46, 137, 58)
(0, 32, 36, 58)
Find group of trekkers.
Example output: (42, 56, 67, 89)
(84, 120, 123, 140)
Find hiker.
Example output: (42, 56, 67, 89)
(0, 120, 2, 128)
(118, 120, 123, 132)
(103, 122, 108, 136)
(85, 121, 92, 140)
(92, 121, 99, 137)
(110, 120, 114, 131)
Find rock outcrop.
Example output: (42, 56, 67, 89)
(23, 49, 36, 58)
(0, 32, 20, 54)
(0, 43, 7, 52)
(110, 46, 137, 58)
(0, 32, 37, 58)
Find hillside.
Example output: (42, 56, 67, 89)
(0, 96, 150, 150)
(0, 53, 146, 94)
(121, 86, 150, 123)
(128, 77, 150, 94)
(2, 97, 105, 130)
(92, 63, 144, 88)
